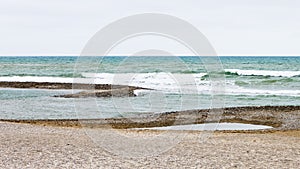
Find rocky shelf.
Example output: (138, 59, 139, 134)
(0, 81, 148, 98)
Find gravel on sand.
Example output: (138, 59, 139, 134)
(0, 121, 299, 168)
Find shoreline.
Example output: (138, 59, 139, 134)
(0, 82, 299, 132)
(1, 105, 299, 133)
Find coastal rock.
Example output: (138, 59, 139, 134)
(54, 88, 137, 98)
(0, 81, 147, 98)
(0, 81, 138, 90)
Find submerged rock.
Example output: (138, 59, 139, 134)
(54, 88, 137, 98)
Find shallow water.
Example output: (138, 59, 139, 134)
(134, 123, 273, 131)
(0, 88, 299, 120)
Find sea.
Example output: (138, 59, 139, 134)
(0, 56, 299, 120)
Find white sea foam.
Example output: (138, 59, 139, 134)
(0, 76, 94, 84)
(82, 72, 209, 94)
(83, 72, 300, 96)
(225, 69, 300, 77)
(0, 73, 299, 96)
(0, 76, 74, 83)
(225, 84, 300, 96)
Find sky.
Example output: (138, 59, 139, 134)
(0, 0, 300, 56)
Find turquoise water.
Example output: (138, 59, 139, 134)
(1, 56, 300, 75)
(0, 56, 299, 119)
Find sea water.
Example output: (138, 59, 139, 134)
(0, 56, 299, 119)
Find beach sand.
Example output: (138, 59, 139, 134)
(0, 121, 299, 168)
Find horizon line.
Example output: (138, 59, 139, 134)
(0, 55, 299, 57)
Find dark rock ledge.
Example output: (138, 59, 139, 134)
(1, 106, 299, 132)
(0, 81, 148, 98)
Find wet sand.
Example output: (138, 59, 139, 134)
(2, 105, 299, 132)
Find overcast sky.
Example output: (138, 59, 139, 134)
(1, 0, 300, 56)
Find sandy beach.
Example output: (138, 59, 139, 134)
(0, 121, 299, 168)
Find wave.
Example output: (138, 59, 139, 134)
(0, 73, 84, 78)
(0, 76, 76, 83)
(0, 72, 207, 86)
(225, 85, 300, 97)
(0, 73, 299, 97)
(235, 78, 297, 86)
(225, 69, 300, 77)
(82, 72, 208, 93)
